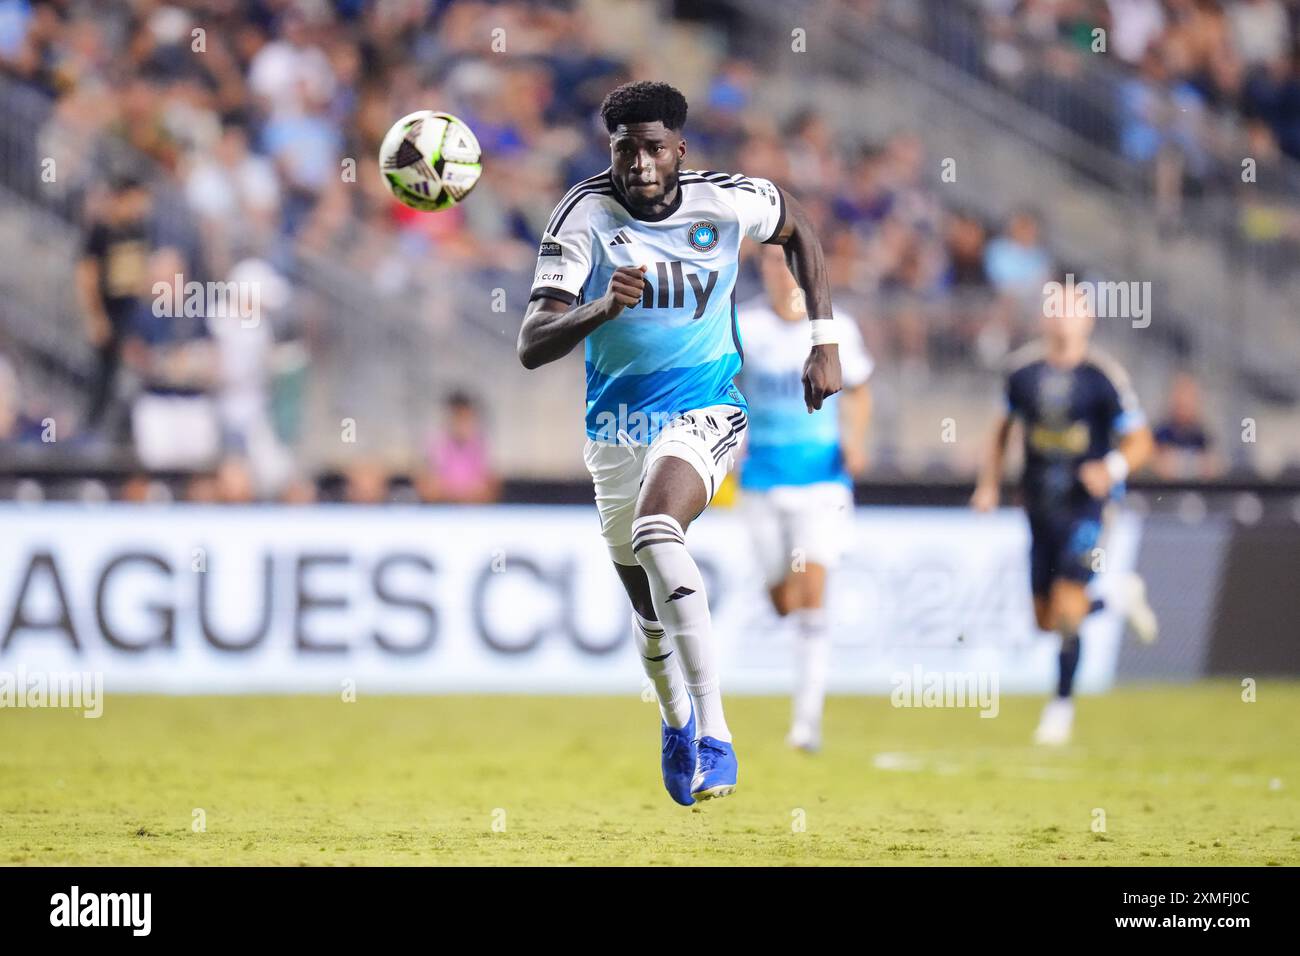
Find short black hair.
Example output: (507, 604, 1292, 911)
(600, 81, 688, 134)
(445, 389, 477, 411)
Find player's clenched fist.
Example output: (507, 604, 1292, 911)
(801, 344, 842, 413)
(1077, 459, 1113, 499)
(604, 265, 648, 316)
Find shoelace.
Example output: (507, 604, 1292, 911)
(695, 740, 725, 769)
(663, 727, 692, 758)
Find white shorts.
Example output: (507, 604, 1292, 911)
(132, 393, 221, 471)
(741, 481, 854, 588)
(583, 404, 747, 565)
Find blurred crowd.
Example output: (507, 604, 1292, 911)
(912, 0, 1300, 241)
(1, 0, 596, 500)
(0, 0, 1256, 502)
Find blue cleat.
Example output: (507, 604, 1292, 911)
(661, 701, 697, 806)
(691, 736, 738, 801)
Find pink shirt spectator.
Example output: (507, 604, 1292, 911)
(428, 432, 492, 497)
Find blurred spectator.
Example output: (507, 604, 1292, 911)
(184, 472, 219, 503)
(418, 391, 500, 504)
(77, 173, 151, 435)
(783, 108, 843, 197)
(1228, 0, 1291, 70)
(983, 208, 1053, 297)
(694, 57, 755, 158)
(943, 211, 991, 291)
(121, 473, 163, 503)
(345, 460, 391, 505)
(208, 257, 295, 497)
(247, 10, 335, 119)
(122, 247, 220, 471)
(1242, 48, 1300, 159)
(184, 122, 281, 274)
(280, 474, 319, 505)
(1153, 372, 1223, 479)
(1234, 119, 1300, 276)
(262, 88, 344, 236)
(0, 352, 43, 444)
(1117, 42, 1211, 182)
(1108, 0, 1168, 65)
(830, 147, 892, 232)
(0, 0, 66, 96)
(214, 455, 256, 503)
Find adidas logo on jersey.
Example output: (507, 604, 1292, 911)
(609, 231, 630, 246)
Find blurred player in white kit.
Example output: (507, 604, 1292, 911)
(737, 245, 873, 752)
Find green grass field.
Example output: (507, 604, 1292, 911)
(2, 683, 1296, 865)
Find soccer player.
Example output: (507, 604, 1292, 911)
(518, 81, 842, 803)
(737, 244, 873, 752)
(971, 284, 1154, 745)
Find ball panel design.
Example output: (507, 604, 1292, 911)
(378, 110, 482, 212)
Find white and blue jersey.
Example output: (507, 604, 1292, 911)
(529, 168, 787, 442)
(736, 300, 873, 490)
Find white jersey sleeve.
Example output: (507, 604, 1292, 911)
(835, 311, 873, 388)
(529, 191, 596, 304)
(723, 174, 786, 244)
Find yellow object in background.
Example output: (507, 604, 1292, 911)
(712, 471, 739, 508)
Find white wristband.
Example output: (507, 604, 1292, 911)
(1104, 450, 1129, 484)
(809, 319, 838, 346)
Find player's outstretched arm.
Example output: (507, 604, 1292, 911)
(972, 413, 1014, 511)
(517, 266, 647, 369)
(769, 188, 841, 412)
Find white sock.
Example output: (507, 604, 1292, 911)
(791, 607, 830, 735)
(632, 611, 691, 728)
(631, 514, 731, 743)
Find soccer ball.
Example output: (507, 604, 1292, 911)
(378, 110, 483, 212)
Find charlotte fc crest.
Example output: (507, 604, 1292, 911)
(687, 220, 719, 252)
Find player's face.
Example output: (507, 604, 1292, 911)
(1042, 288, 1094, 348)
(609, 122, 684, 210)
